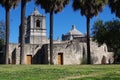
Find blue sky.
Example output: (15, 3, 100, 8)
(0, 1, 119, 43)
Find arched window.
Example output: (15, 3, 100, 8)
(36, 20, 40, 27)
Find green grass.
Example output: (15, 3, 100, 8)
(0, 65, 120, 80)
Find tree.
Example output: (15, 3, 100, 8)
(108, 0, 120, 18)
(0, 21, 5, 50)
(0, 21, 5, 64)
(20, 0, 30, 64)
(92, 20, 106, 45)
(0, 0, 19, 64)
(72, 0, 107, 64)
(35, 0, 69, 64)
(92, 19, 120, 63)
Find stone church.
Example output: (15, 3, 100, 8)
(7, 8, 114, 65)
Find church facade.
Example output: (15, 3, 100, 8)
(8, 8, 114, 65)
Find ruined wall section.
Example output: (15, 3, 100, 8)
(46, 41, 83, 65)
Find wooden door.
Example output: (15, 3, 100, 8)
(58, 53, 63, 65)
(27, 55, 32, 64)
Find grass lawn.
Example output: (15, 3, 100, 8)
(0, 65, 120, 80)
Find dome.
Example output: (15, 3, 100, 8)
(66, 25, 84, 37)
(31, 7, 41, 16)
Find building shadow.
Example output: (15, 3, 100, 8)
(32, 45, 48, 64)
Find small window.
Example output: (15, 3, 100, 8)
(36, 20, 40, 27)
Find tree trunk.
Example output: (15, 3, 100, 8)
(50, 10, 54, 64)
(86, 17, 91, 64)
(20, 0, 26, 64)
(5, 8, 10, 64)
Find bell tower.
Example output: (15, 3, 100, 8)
(25, 8, 47, 44)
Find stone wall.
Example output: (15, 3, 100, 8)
(46, 40, 114, 65)
(46, 41, 83, 65)
(8, 40, 114, 65)
(9, 43, 45, 64)
(90, 41, 114, 64)
(9, 43, 20, 64)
